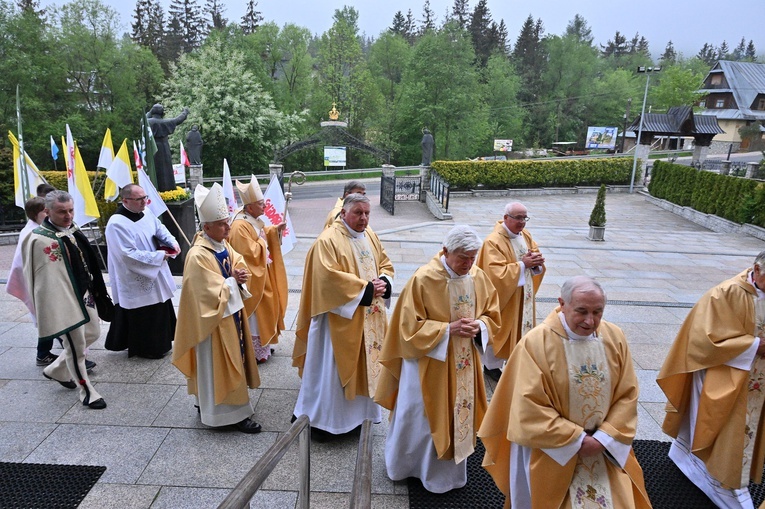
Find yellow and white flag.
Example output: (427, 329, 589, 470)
(65, 125, 99, 225)
(98, 128, 119, 201)
(8, 131, 46, 209)
(105, 139, 134, 201)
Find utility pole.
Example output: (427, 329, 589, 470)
(621, 98, 632, 154)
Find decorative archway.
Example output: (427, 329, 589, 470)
(273, 120, 390, 164)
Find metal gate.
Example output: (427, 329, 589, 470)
(380, 173, 396, 215)
(380, 174, 421, 215)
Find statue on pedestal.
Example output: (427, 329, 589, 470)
(148, 104, 189, 192)
(421, 128, 434, 166)
(185, 125, 203, 165)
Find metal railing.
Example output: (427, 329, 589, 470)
(429, 170, 450, 212)
(349, 420, 373, 508)
(217, 414, 311, 509)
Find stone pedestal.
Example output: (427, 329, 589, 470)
(270, 164, 284, 191)
(381, 164, 395, 177)
(188, 164, 203, 191)
(746, 162, 760, 179)
(691, 145, 710, 167)
(162, 198, 196, 276)
(720, 161, 731, 175)
(635, 144, 651, 174)
(419, 165, 430, 202)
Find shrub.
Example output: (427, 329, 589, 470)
(589, 184, 607, 227)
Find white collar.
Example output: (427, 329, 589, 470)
(342, 220, 365, 238)
(502, 222, 520, 239)
(748, 271, 765, 299)
(558, 311, 596, 341)
(202, 233, 226, 252)
(440, 255, 470, 280)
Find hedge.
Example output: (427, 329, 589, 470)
(648, 161, 765, 226)
(431, 157, 636, 189)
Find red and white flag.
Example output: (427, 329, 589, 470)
(180, 140, 190, 166)
(222, 158, 238, 217)
(262, 174, 297, 254)
(133, 141, 143, 171)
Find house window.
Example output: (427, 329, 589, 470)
(699, 100, 706, 108)
(710, 74, 722, 85)
(758, 98, 765, 110)
(715, 99, 725, 108)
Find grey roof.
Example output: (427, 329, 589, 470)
(627, 106, 724, 135)
(700, 60, 765, 119)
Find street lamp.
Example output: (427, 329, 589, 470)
(630, 66, 661, 193)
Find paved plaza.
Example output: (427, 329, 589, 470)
(0, 185, 763, 508)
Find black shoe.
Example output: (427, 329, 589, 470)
(234, 418, 262, 434)
(87, 398, 107, 410)
(85, 359, 96, 372)
(43, 372, 77, 389)
(36, 353, 58, 366)
(483, 366, 503, 382)
(270, 348, 275, 354)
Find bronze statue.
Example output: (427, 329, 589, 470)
(421, 128, 434, 166)
(148, 104, 189, 192)
(185, 124, 203, 165)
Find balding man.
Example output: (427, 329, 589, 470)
(480, 276, 650, 508)
(104, 184, 179, 359)
(476, 201, 545, 381)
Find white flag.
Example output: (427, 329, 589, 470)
(262, 174, 297, 254)
(65, 125, 99, 226)
(137, 167, 168, 217)
(222, 158, 238, 217)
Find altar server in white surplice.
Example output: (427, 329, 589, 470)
(105, 184, 179, 359)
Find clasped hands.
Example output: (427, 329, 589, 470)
(521, 250, 545, 268)
(450, 317, 480, 338)
(372, 277, 387, 298)
(578, 434, 605, 458)
(233, 268, 250, 284)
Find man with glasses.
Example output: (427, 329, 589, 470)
(476, 202, 545, 381)
(104, 184, 179, 359)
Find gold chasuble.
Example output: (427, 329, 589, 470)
(479, 310, 651, 509)
(376, 255, 501, 461)
(173, 234, 260, 406)
(658, 270, 765, 490)
(293, 219, 394, 400)
(228, 212, 288, 346)
(476, 222, 544, 360)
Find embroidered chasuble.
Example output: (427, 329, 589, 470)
(561, 337, 615, 508)
(509, 235, 535, 339)
(743, 298, 765, 486)
(349, 235, 387, 396)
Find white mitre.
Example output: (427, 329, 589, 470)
(194, 183, 229, 223)
(235, 174, 264, 205)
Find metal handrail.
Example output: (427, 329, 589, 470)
(349, 419, 373, 508)
(217, 414, 311, 509)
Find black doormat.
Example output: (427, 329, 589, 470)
(407, 439, 765, 508)
(0, 462, 106, 508)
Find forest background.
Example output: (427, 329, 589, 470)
(0, 0, 761, 197)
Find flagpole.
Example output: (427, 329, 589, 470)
(16, 85, 30, 201)
(164, 208, 192, 248)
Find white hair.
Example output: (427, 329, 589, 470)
(755, 250, 765, 270)
(442, 225, 482, 252)
(560, 276, 606, 302)
(504, 202, 526, 215)
(342, 193, 370, 211)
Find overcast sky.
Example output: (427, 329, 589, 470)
(39, 0, 764, 60)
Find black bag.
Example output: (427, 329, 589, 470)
(92, 287, 115, 322)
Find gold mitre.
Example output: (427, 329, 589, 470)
(235, 175, 264, 204)
(194, 183, 229, 223)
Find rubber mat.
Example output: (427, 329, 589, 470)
(0, 462, 106, 508)
(407, 439, 765, 508)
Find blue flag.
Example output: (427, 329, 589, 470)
(50, 135, 59, 160)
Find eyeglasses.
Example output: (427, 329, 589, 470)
(506, 214, 530, 222)
(125, 196, 149, 202)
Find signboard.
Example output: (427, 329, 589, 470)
(172, 163, 186, 184)
(324, 146, 346, 167)
(493, 139, 513, 152)
(585, 127, 618, 149)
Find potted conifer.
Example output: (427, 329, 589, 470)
(587, 184, 607, 241)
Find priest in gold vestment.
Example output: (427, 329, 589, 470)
(323, 181, 366, 229)
(375, 225, 501, 493)
(657, 252, 765, 508)
(173, 184, 262, 433)
(480, 276, 651, 508)
(229, 175, 288, 363)
(293, 193, 394, 437)
(476, 201, 545, 380)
